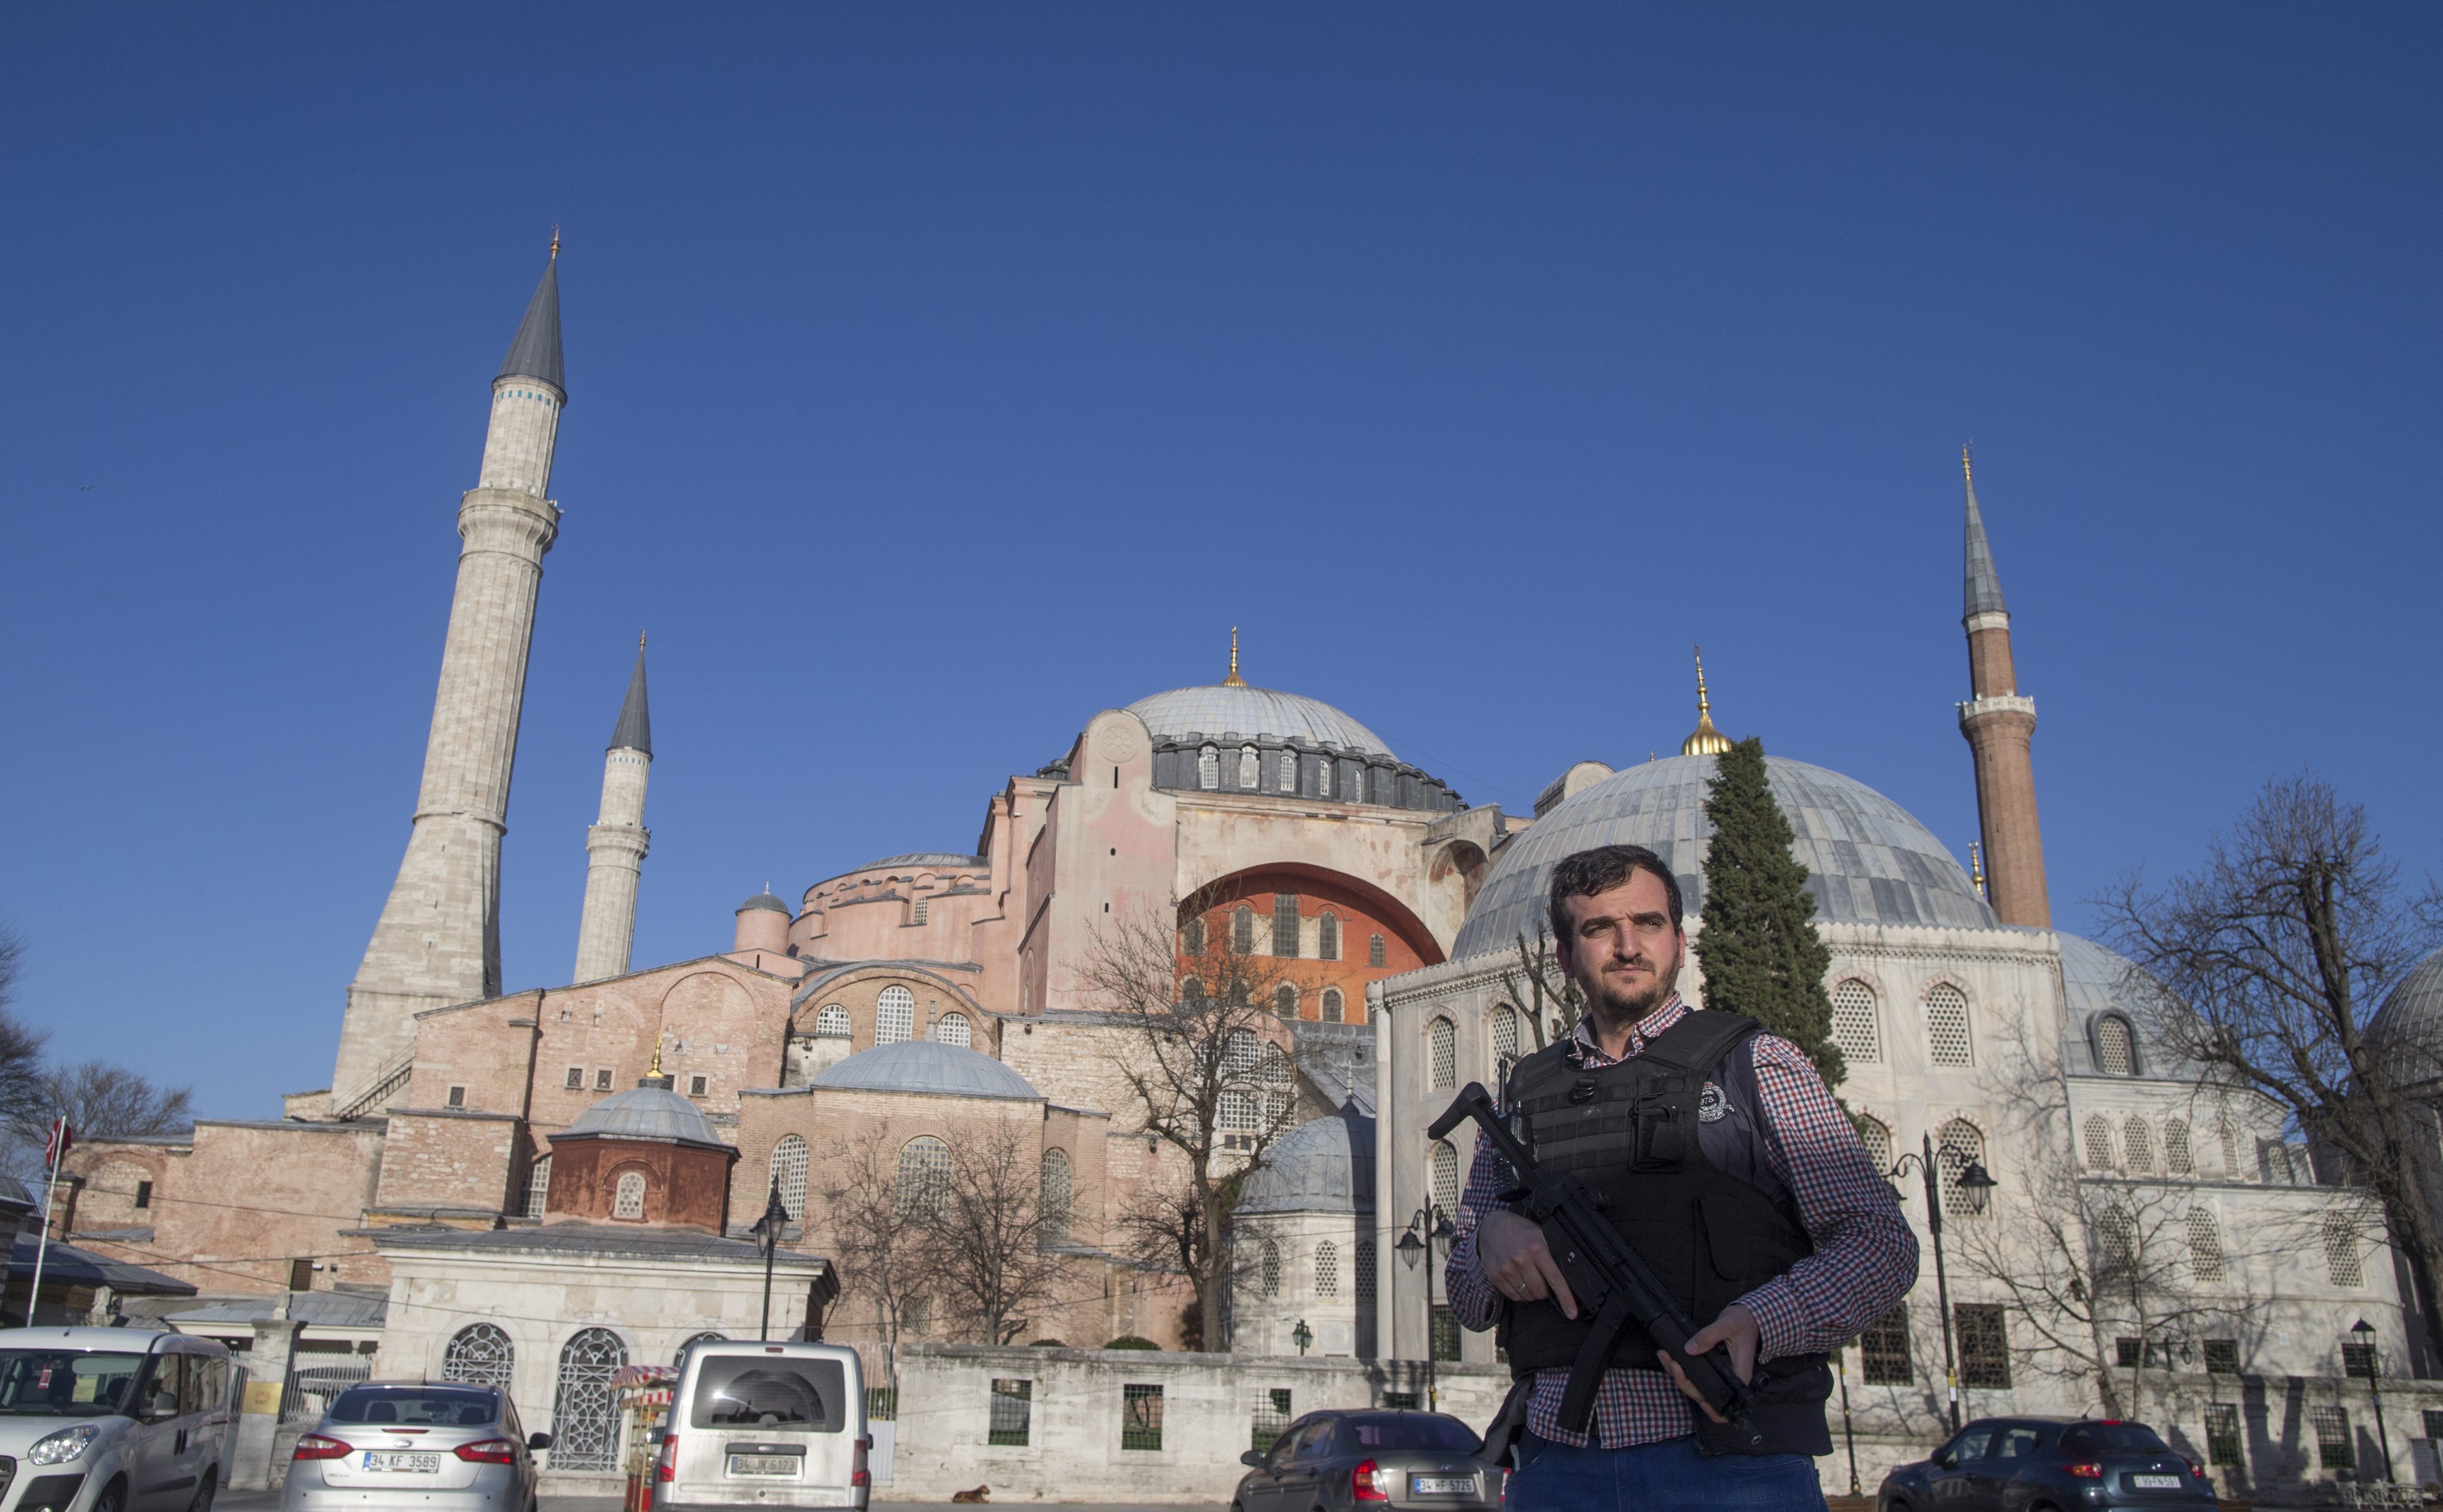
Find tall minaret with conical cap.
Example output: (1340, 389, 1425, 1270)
(573, 636, 653, 982)
(1955, 449, 2051, 927)
(332, 242, 567, 1111)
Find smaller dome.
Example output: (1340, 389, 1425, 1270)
(1238, 1104, 1375, 1215)
(812, 1040, 1040, 1101)
(738, 892, 791, 916)
(561, 1083, 728, 1149)
(2371, 948, 2443, 1061)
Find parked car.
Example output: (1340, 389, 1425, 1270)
(283, 1381, 549, 1512)
(0, 1326, 237, 1512)
(1232, 1409, 1499, 1512)
(1878, 1416, 2215, 1512)
(651, 1340, 868, 1511)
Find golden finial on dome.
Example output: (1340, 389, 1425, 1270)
(648, 1031, 665, 1079)
(550, 225, 561, 261)
(1962, 443, 1973, 486)
(1221, 626, 1248, 688)
(1970, 842, 1987, 901)
(1680, 645, 1734, 756)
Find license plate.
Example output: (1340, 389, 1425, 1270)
(1412, 1475, 1475, 1494)
(2131, 1474, 2182, 1488)
(363, 1454, 440, 1473)
(728, 1455, 799, 1477)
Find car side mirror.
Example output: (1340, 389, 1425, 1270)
(1241, 1450, 1265, 1468)
(147, 1392, 180, 1421)
(1937, 1451, 1956, 1469)
(528, 1432, 553, 1451)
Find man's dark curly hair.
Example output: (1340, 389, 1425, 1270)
(1547, 843, 1685, 944)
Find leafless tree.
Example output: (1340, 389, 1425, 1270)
(1080, 886, 1300, 1352)
(1495, 925, 1584, 1053)
(2095, 772, 2443, 1357)
(819, 1130, 934, 1399)
(923, 1120, 1073, 1345)
(38, 1063, 191, 1143)
(0, 924, 51, 1144)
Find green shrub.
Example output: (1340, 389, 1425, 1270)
(1102, 1335, 1159, 1351)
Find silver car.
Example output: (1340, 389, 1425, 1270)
(1233, 1410, 1501, 1512)
(282, 1383, 549, 1512)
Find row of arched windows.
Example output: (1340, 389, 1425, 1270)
(2082, 1113, 2207, 1176)
(808, 986, 972, 1047)
(1254, 1236, 1377, 1301)
(438, 1322, 743, 1472)
(1194, 903, 1381, 966)
(1826, 979, 1975, 1068)
(1850, 1115, 1991, 1216)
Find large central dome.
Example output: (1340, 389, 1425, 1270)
(1126, 684, 1394, 759)
(1452, 753, 1997, 958)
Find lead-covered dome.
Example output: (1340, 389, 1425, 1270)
(811, 1040, 1041, 1101)
(2369, 950, 2443, 1077)
(1454, 753, 1997, 959)
(1127, 685, 1394, 759)
(562, 1082, 728, 1149)
(1238, 1103, 1375, 1215)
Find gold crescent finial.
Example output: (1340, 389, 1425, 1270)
(1681, 644, 1733, 756)
(1970, 842, 1987, 901)
(1222, 626, 1247, 687)
(1962, 444, 1974, 486)
(648, 1030, 665, 1078)
(550, 225, 561, 261)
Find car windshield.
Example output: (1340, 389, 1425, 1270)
(0, 1351, 148, 1417)
(1340, 1414, 1482, 1453)
(327, 1387, 500, 1426)
(2061, 1423, 2171, 1456)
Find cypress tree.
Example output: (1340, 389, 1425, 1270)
(1695, 737, 1844, 1087)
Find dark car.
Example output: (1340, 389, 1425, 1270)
(1878, 1417, 2215, 1512)
(1232, 1410, 1499, 1511)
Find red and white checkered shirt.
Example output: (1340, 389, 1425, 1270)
(1443, 994, 1918, 1449)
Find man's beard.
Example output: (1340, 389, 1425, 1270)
(1582, 943, 1680, 1023)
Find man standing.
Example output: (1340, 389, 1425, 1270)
(1448, 844, 1918, 1509)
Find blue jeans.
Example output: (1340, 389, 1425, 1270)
(1504, 1432, 1826, 1511)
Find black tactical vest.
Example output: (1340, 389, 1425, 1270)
(1497, 1010, 1834, 1455)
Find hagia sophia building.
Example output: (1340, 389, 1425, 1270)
(52, 250, 2400, 1476)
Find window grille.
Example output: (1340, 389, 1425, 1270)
(1431, 1140, 1459, 1216)
(2203, 1403, 2243, 1467)
(1860, 1306, 1912, 1384)
(2116, 1337, 2144, 1368)
(1937, 1120, 1987, 1217)
(1315, 1241, 1338, 1298)
(134, 1180, 151, 1210)
(988, 1379, 1032, 1446)
(2311, 1405, 2352, 1470)
(1430, 1306, 1459, 1362)
(1492, 1007, 1520, 1085)
(1830, 980, 1881, 1064)
(525, 1154, 552, 1218)
(1369, 934, 1387, 968)
(565, 1066, 584, 1090)
(1251, 1388, 1293, 1452)
(2164, 1120, 2192, 1174)
(1273, 893, 1300, 957)
(2187, 1210, 2225, 1282)
(1121, 1384, 1164, 1451)
(2260, 1140, 2299, 1185)
(2425, 1408, 2443, 1441)
(595, 1069, 614, 1092)
(1278, 752, 1297, 793)
(1239, 747, 1258, 789)
(815, 1004, 851, 1038)
(446, 1085, 466, 1108)
(903, 1297, 930, 1334)
(1199, 746, 1220, 790)
(1925, 985, 1973, 1066)
(1257, 1238, 1284, 1297)
(875, 985, 916, 1045)
(442, 1324, 514, 1390)
(1380, 1392, 1420, 1410)
(688, 1074, 708, 1096)
(2219, 1121, 2243, 1177)
(1354, 1239, 1376, 1301)
(2124, 1117, 2155, 1176)
(1234, 907, 1255, 955)
(772, 1135, 810, 1219)
(1319, 912, 1340, 960)
(1040, 1149, 1071, 1242)
(1322, 988, 1343, 1023)
(1318, 760, 1331, 798)
(1220, 1089, 1258, 1133)
(897, 1136, 952, 1219)
(2344, 1341, 2377, 1380)
(613, 1171, 647, 1219)
(549, 1327, 629, 1472)
(2096, 1016, 2135, 1075)
(1183, 917, 1207, 955)
(1428, 1017, 1456, 1091)
(1273, 985, 1297, 1018)
(1955, 1304, 2011, 1388)
(935, 1012, 971, 1047)
(2096, 1207, 2136, 1269)
(1225, 1029, 1261, 1082)
(911, 897, 929, 926)
(2203, 1338, 2241, 1375)
(1855, 1117, 1892, 1177)
(2326, 1217, 2364, 1287)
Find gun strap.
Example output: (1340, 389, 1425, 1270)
(1556, 1291, 1634, 1434)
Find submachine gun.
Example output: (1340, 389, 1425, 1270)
(1430, 1081, 1767, 1462)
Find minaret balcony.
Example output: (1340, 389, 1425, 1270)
(1957, 694, 2037, 726)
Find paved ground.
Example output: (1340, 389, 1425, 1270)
(223, 1488, 1228, 1511)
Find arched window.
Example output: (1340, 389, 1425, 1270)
(2123, 1116, 2155, 1176)
(935, 1012, 971, 1047)
(1428, 1017, 1456, 1090)
(1491, 1006, 1521, 1086)
(2096, 1207, 2137, 1269)
(1925, 985, 1974, 1067)
(2096, 1016, 2136, 1076)
(1199, 746, 1220, 790)
(1183, 917, 1207, 955)
(1322, 988, 1344, 1024)
(1854, 1116, 1892, 1176)
(1233, 907, 1255, 956)
(1182, 976, 1205, 1006)
(1278, 752, 1297, 793)
(902, 1297, 931, 1335)
(2083, 1115, 2115, 1170)
(550, 1328, 629, 1471)
(1369, 934, 1387, 969)
(2187, 1211, 2225, 1282)
(815, 1004, 851, 1039)
(875, 985, 916, 1045)
(2219, 1120, 2243, 1177)
(1273, 893, 1300, 957)
(1041, 1149, 1072, 1243)
(1431, 1139, 1460, 1216)
(2163, 1120, 2193, 1175)
(1318, 761, 1331, 798)
(1830, 980, 1882, 1065)
(1239, 746, 1259, 789)
(1273, 985, 1298, 1019)
(613, 1171, 648, 1220)
(2326, 1217, 2365, 1287)
(1260, 1239, 1282, 1297)
(896, 1136, 952, 1219)
(1936, 1120, 1986, 1217)
(525, 1154, 552, 1219)
(1224, 1029, 1261, 1083)
(1354, 1239, 1376, 1301)
(442, 1323, 514, 1390)
(771, 1134, 810, 1220)
(1318, 911, 1340, 961)
(1315, 1241, 1338, 1298)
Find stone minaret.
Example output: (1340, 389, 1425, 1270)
(573, 637, 653, 982)
(1955, 450, 2051, 927)
(332, 246, 566, 1110)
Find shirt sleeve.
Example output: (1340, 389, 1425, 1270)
(1734, 1034, 1921, 1362)
(1442, 1127, 1513, 1331)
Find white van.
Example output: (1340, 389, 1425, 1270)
(0, 1328, 237, 1512)
(651, 1342, 867, 1511)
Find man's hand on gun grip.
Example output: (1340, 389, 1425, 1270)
(1655, 1303, 1759, 1422)
(1474, 1209, 1579, 1319)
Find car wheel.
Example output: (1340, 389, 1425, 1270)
(187, 1468, 218, 1512)
(93, 1480, 127, 1512)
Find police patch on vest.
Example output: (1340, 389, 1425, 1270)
(1698, 1081, 1729, 1122)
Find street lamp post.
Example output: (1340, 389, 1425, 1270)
(1836, 1346, 1861, 1496)
(1397, 1204, 1455, 1412)
(1888, 1132, 1996, 1434)
(749, 1179, 790, 1342)
(2351, 1318, 2395, 1484)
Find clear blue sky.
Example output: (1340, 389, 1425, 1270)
(5, 5, 2438, 1117)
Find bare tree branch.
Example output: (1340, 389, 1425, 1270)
(923, 1120, 1074, 1345)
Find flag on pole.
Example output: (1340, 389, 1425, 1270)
(43, 1120, 70, 1171)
